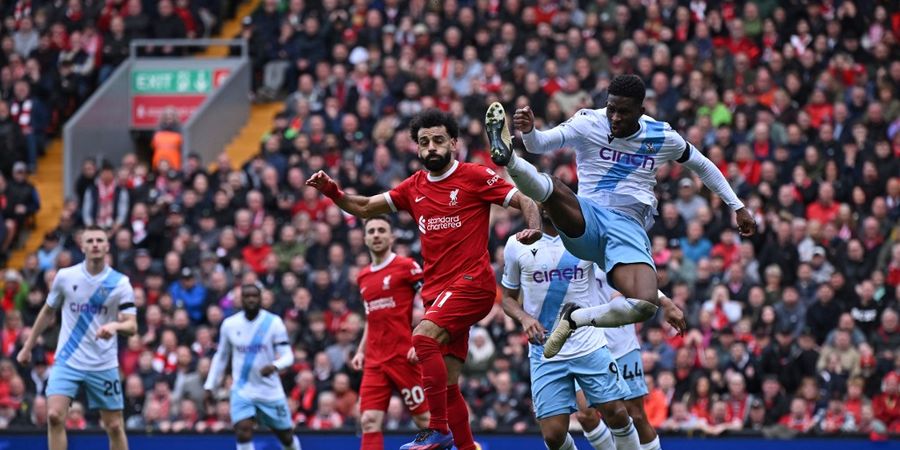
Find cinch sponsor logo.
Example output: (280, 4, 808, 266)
(365, 297, 396, 313)
(599, 147, 656, 170)
(235, 344, 267, 353)
(418, 215, 462, 234)
(69, 303, 109, 315)
(532, 265, 586, 283)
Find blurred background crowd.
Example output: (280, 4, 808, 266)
(0, 0, 899, 440)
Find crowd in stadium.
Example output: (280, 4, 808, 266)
(0, 0, 899, 441)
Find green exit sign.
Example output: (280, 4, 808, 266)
(132, 69, 213, 94)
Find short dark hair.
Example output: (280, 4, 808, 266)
(408, 109, 459, 141)
(608, 74, 646, 103)
(363, 215, 392, 229)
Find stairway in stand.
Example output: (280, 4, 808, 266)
(3, 0, 267, 269)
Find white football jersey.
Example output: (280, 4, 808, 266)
(48, 263, 136, 371)
(502, 234, 607, 360)
(595, 270, 641, 359)
(204, 310, 290, 402)
(522, 108, 693, 229)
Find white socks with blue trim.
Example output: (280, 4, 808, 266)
(610, 419, 641, 450)
(237, 442, 255, 450)
(546, 432, 578, 450)
(640, 436, 661, 450)
(283, 435, 301, 450)
(506, 152, 553, 202)
(570, 297, 659, 328)
(584, 420, 615, 450)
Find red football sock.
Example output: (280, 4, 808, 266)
(412, 334, 449, 433)
(361, 431, 383, 450)
(447, 384, 476, 450)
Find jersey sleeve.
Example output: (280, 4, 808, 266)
(385, 175, 415, 213)
(501, 238, 522, 290)
(521, 109, 591, 154)
(271, 317, 294, 371)
(663, 126, 693, 163)
(407, 259, 424, 291)
(116, 277, 137, 315)
(471, 165, 518, 207)
(46, 272, 64, 309)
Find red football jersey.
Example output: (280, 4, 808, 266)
(385, 161, 517, 300)
(357, 253, 424, 365)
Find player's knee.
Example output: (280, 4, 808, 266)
(47, 407, 66, 428)
(625, 401, 648, 426)
(541, 426, 568, 450)
(235, 422, 254, 441)
(102, 415, 124, 435)
(597, 401, 630, 429)
(412, 320, 447, 342)
(575, 407, 599, 431)
(360, 411, 382, 433)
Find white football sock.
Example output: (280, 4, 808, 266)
(584, 420, 615, 450)
(570, 297, 659, 328)
(640, 436, 661, 450)
(610, 419, 641, 450)
(283, 435, 301, 450)
(237, 442, 255, 450)
(546, 432, 578, 450)
(507, 152, 553, 202)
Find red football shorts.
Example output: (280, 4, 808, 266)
(359, 356, 429, 415)
(423, 283, 496, 361)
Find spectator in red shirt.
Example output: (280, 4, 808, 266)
(1, 310, 23, 358)
(806, 182, 841, 225)
(780, 397, 814, 433)
(241, 229, 272, 275)
(844, 377, 867, 424)
(873, 372, 900, 431)
(804, 89, 834, 129)
(711, 229, 741, 269)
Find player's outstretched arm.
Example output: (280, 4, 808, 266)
(657, 291, 687, 334)
(515, 106, 581, 155)
(507, 191, 542, 244)
(16, 303, 58, 366)
(500, 286, 545, 344)
(203, 330, 232, 392)
(305, 170, 392, 219)
(679, 147, 756, 236)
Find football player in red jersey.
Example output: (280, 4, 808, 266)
(352, 216, 430, 450)
(307, 109, 541, 450)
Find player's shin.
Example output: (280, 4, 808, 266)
(583, 421, 614, 450)
(570, 297, 658, 328)
(546, 433, 577, 450)
(505, 152, 553, 202)
(282, 435, 301, 450)
(447, 384, 476, 450)
(411, 334, 449, 434)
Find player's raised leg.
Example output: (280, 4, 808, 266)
(47, 395, 70, 450)
(486, 102, 586, 240)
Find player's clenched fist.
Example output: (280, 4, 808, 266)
(513, 106, 535, 133)
(16, 348, 31, 366)
(515, 228, 542, 245)
(350, 351, 365, 371)
(305, 170, 344, 201)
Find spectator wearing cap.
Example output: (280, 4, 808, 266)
(675, 178, 709, 223)
(1, 269, 28, 313)
(168, 267, 207, 324)
(4, 162, 40, 230)
(81, 161, 130, 230)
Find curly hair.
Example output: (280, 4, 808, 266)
(608, 74, 646, 103)
(408, 109, 460, 141)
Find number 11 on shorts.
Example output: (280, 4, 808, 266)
(435, 291, 453, 307)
